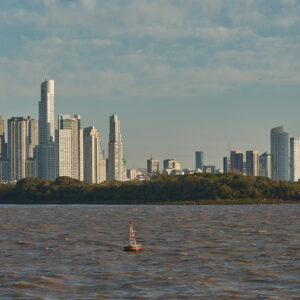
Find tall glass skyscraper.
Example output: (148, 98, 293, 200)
(270, 126, 289, 181)
(259, 152, 272, 178)
(195, 151, 204, 170)
(38, 80, 56, 180)
(108, 115, 123, 181)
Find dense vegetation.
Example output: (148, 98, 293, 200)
(0, 173, 300, 204)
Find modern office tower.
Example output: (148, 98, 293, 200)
(271, 126, 289, 181)
(108, 115, 123, 181)
(147, 156, 159, 174)
(163, 159, 181, 170)
(84, 126, 106, 184)
(230, 151, 244, 174)
(122, 159, 127, 181)
(0, 158, 8, 182)
(290, 137, 300, 182)
(38, 80, 55, 180)
(27, 116, 38, 159)
(56, 115, 83, 180)
(223, 156, 231, 173)
(203, 165, 216, 173)
(7, 117, 29, 181)
(0, 116, 6, 158)
(195, 151, 204, 170)
(246, 150, 259, 176)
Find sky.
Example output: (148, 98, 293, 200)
(1, 0, 300, 169)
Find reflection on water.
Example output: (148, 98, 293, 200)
(0, 204, 299, 298)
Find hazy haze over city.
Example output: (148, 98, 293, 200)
(1, 0, 300, 169)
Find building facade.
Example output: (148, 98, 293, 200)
(147, 156, 159, 174)
(246, 150, 259, 176)
(259, 152, 272, 178)
(223, 156, 231, 173)
(38, 80, 56, 180)
(290, 137, 300, 182)
(56, 114, 83, 180)
(163, 159, 181, 170)
(230, 151, 244, 174)
(195, 151, 204, 170)
(0, 115, 6, 159)
(271, 126, 289, 181)
(108, 115, 123, 181)
(84, 126, 105, 184)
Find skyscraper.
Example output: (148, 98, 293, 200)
(147, 156, 159, 174)
(246, 150, 259, 176)
(195, 151, 204, 170)
(38, 80, 55, 180)
(290, 137, 300, 182)
(230, 151, 244, 174)
(108, 115, 123, 181)
(223, 156, 231, 173)
(271, 126, 289, 181)
(163, 159, 181, 170)
(56, 114, 83, 180)
(259, 152, 272, 178)
(84, 126, 105, 183)
(8, 117, 29, 181)
(0, 115, 6, 158)
(27, 116, 38, 159)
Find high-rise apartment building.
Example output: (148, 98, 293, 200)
(246, 150, 259, 176)
(7, 117, 28, 181)
(195, 151, 204, 170)
(230, 151, 244, 174)
(108, 115, 123, 181)
(56, 115, 83, 180)
(0, 115, 6, 158)
(163, 159, 181, 170)
(38, 80, 56, 180)
(271, 126, 289, 181)
(147, 156, 159, 174)
(223, 156, 231, 173)
(259, 152, 272, 178)
(84, 126, 106, 183)
(290, 137, 300, 182)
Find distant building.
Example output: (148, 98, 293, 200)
(0, 158, 8, 182)
(290, 137, 300, 182)
(108, 115, 123, 181)
(230, 151, 244, 174)
(147, 156, 159, 174)
(38, 79, 56, 180)
(195, 151, 204, 170)
(271, 126, 289, 181)
(0, 115, 7, 158)
(246, 150, 259, 176)
(223, 156, 231, 173)
(163, 159, 181, 170)
(83, 126, 106, 184)
(203, 165, 216, 174)
(8, 117, 30, 181)
(259, 152, 272, 178)
(56, 114, 83, 180)
(26, 158, 37, 178)
(127, 169, 137, 181)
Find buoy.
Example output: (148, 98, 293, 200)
(123, 221, 142, 251)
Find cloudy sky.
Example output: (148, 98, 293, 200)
(1, 0, 300, 169)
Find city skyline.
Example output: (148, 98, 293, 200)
(1, 1, 300, 169)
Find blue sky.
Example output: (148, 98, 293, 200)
(1, 0, 300, 169)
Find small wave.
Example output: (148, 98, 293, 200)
(16, 241, 35, 246)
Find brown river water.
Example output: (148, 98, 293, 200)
(0, 205, 299, 299)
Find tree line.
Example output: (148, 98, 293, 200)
(0, 173, 299, 204)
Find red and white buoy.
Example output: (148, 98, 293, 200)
(123, 221, 142, 251)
